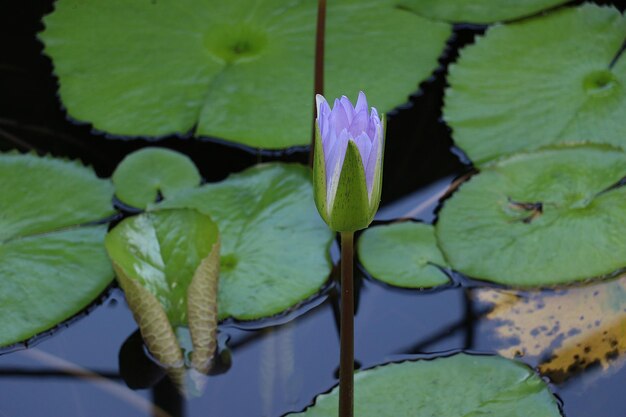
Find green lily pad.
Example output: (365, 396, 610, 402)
(444, 4, 626, 164)
(400, 0, 569, 24)
(105, 209, 220, 374)
(436, 146, 626, 286)
(357, 222, 449, 288)
(112, 147, 201, 209)
(291, 353, 561, 417)
(158, 163, 334, 320)
(0, 153, 115, 347)
(40, 0, 451, 149)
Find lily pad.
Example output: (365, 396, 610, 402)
(400, 0, 569, 24)
(291, 353, 561, 417)
(444, 4, 626, 164)
(40, 0, 451, 149)
(0, 153, 115, 347)
(158, 163, 334, 320)
(112, 147, 201, 209)
(436, 146, 626, 286)
(357, 222, 449, 288)
(105, 209, 220, 374)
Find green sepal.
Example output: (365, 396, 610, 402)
(312, 123, 329, 225)
(328, 141, 372, 232)
(368, 115, 385, 216)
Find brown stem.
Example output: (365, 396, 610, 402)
(309, 0, 327, 168)
(339, 231, 354, 417)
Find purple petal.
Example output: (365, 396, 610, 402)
(367, 109, 380, 143)
(326, 129, 350, 211)
(355, 91, 368, 115)
(317, 92, 383, 210)
(324, 126, 340, 173)
(330, 99, 350, 135)
(323, 127, 339, 183)
(349, 109, 369, 138)
(339, 96, 355, 124)
(352, 132, 373, 168)
(317, 96, 331, 141)
(315, 94, 327, 118)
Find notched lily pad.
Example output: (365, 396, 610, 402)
(158, 163, 334, 321)
(444, 4, 626, 164)
(105, 208, 220, 377)
(399, 0, 569, 24)
(0, 152, 115, 347)
(357, 222, 449, 288)
(436, 146, 626, 286)
(290, 353, 561, 417)
(112, 147, 201, 209)
(40, 0, 451, 149)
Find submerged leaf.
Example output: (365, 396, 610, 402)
(291, 353, 561, 416)
(158, 163, 334, 320)
(357, 222, 449, 288)
(40, 0, 450, 148)
(105, 208, 220, 375)
(444, 4, 626, 164)
(0, 153, 115, 347)
(475, 273, 626, 382)
(112, 147, 201, 209)
(436, 146, 626, 286)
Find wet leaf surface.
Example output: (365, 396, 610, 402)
(112, 147, 201, 210)
(40, 0, 451, 149)
(400, 0, 569, 24)
(0, 153, 115, 347)
(291, 353, 561, 417)
(436, 146, 626, 286)
(444, 4, 626, 164)
(158, 163, 334, 321)
(357, 222, 449, 288)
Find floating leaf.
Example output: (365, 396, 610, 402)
(158, 163, 334, 320)
(444, 4, 626, 164)
(0, 153, 115, 347)
(112, 147, 201, 209)
(40, 0, 451, 149)
(400, 0, 568, 24)
(357, 222, 449, 288)
(436, 146, 626, 286)
(475, 273, 626, 383)
(105, 208, 220, 376)
(291, 353, 561, 417)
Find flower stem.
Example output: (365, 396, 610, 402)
(309, 0, 326, 168)
(339, 231, 354, 417)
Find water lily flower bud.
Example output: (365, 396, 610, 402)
(313, 91, 385, 232)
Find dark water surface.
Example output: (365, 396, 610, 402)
(2, 1, 626, 416)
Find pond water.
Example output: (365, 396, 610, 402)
(2, 1, 626, 416)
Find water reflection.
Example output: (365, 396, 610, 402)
(1, 182, 626, 417)
(473, 273, 626, 383)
